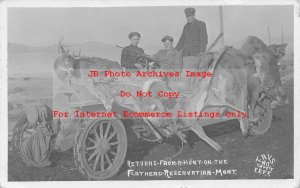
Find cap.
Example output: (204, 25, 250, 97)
(128, 32, 141, 39)
(184, 7, 196, 17)
(161, 35, 174, 42)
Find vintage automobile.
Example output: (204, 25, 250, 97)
(11, 35, 287, 180)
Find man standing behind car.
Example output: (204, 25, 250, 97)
(175, 7, 208, 57)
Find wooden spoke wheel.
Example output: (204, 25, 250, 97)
(74, 119, 127, 180)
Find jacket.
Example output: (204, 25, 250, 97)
(121, 45, 144, 69)
(175, 19, 208, 56)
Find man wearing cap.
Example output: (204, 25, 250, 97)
(121, 32, 145, 69)
(175, 7, 208, 57)
(151, 35, 183, 71)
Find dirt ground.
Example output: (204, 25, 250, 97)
(7, 77, 294, 181)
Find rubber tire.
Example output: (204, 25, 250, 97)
(74, 119, 127, 180)
(248, 106, 273, 136)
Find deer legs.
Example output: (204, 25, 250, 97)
(190, 125, 223, 153)
(184, 119, 223, 153)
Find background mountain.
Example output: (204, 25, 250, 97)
(8, 37, 293, 77)
(8, 41, 124, 77)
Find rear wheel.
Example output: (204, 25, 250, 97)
(12, 113, 54, 167)
(248, 97, 273, 136)
(74, 119, 127, 180)
(12, 114, 35, 166)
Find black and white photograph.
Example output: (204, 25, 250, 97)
(0, 0, 299, 187)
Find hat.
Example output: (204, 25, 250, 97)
(128, 32, 141, 39)
(184, 7, 196, 16)
(161, 35, 174, 42)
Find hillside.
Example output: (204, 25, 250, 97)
(8, 41, 124, 76)
(7, 38, 293, 76)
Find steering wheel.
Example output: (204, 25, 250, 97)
(135, 56, 160, 70)
(135, 56, 147, 69)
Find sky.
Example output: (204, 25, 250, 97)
(8, 5, 294, 50)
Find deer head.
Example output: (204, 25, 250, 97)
(58, 38, 73, 64)
(54, 37, 77, 83)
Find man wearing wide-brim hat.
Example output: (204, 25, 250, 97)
(175, 7, 208, 57)
(151, 35, 183, 71)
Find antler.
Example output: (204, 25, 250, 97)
(58, 37, 70, 55)
(58, 37, 64, 53)
(58, 37, 63, 46)
(58, 37, 83, 59)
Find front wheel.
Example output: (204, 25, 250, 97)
(74, 119, 127, 180)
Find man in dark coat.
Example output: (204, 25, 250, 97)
(175, 7, 208, 57)
(121, 32, 144, 69)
